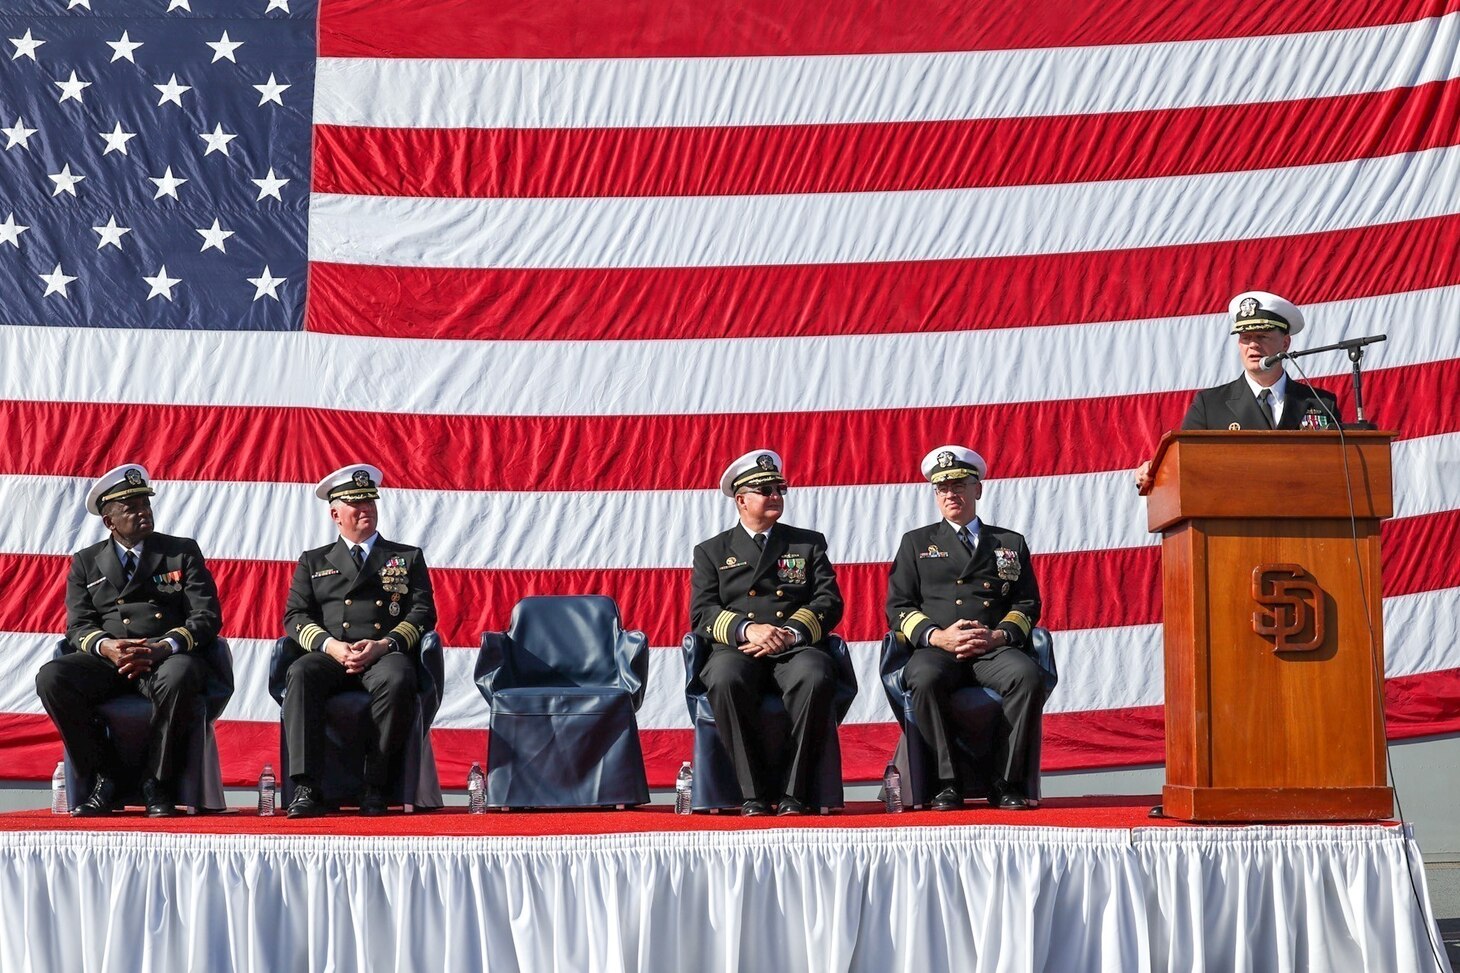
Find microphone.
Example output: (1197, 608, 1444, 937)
(1261, 334, 1386, 371)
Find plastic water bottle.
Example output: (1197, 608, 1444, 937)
(257, 764, 276, 817)
(882, 761, 903, 814)
(467, 762, 487, 813)
(674, 761, 693, 815)
(50, 762, 67, 815)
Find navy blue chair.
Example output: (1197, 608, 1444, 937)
(52, 637, 234, 813)
(268, 631, 445, 809)
(879, 627, 1058, 807)
(475, 595, 649, 809)
(682, 633, 858, 812)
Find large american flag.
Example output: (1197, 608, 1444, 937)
(1, 0, 1457, 790)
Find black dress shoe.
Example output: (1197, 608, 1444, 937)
(777, 797, 812, 817)
(931, 786, 964, 812)
(358, 786, 388, 817)
(71, 775, 120, 817)
(740, 799, 772, 817)
(142, 778, 181, 818)
(990, 780, 1032, 811)
(286, 783, 327, 819)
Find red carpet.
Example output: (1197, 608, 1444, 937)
(0, 796, 1397, 837)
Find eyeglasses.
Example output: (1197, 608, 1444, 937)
(933, 481, 974, 495)
(740, 485, 788, 497)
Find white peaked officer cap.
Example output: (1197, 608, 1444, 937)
(921, 445, 987, 484)
(86, 464, 155, 515)
(316, 464, 384, 502)
(1229, 290, 1305, 336)
(720, 449, 787, 497)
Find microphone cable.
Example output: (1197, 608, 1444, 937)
(1285, 355, 1448, 972)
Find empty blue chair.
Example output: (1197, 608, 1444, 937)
(476, 595, 649, 808)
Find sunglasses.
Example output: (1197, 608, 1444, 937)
(740, 484, 788, 497)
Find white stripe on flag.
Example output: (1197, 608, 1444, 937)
(2, 585, 1456, 727)
(313, 13, 1460, 129)
(1, 288, 1454, 418)
(309, 146, 1460, 269)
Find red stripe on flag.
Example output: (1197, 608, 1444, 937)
(1, 361, 1454, 491)
(314, 80, 1460, 199)
(317, 0, 1459, 59)
(4, 666, 1459, 786)
(305, 215, 1460, 342)
(2, 511, 1455, 646)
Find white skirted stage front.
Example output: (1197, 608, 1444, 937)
(0, 802, 1449, 973)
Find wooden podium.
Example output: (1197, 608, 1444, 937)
(1143, 431, 1395, 821)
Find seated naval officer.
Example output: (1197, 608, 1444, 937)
(886, 446, 1044, 811)
(689, 450, 844, 816)
(35, 465, 221, 817)
(1134, 291, 1342, 489)
(282, 464, 436, 818)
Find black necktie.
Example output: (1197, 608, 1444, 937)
(753, 532, 766, 550)
(1258, 388, 1276, 428)
(122, 550, 137, 583)
(958, 526, 976, 553)
(351, 544, 365, 569)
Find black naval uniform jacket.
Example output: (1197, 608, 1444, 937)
(1182, 376, 1340, 431)
(66, 532, 222, 654)
(690, 523, 843, 649)
(284, 537, 436, 655)
(886, 521, 1041, 650)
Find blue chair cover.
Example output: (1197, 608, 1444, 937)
(269, 631, 445, 809)
(475, 595, 649, 808)
(52, 636, 234, 812)
(879, 627, 1058, 806)
(681, 633, 858, 811)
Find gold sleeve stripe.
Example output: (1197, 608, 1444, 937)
(1001, 611, 1033, 637)
(299, 624, 329, 651)
(80, 630, 106, 654)
(391, 621, 422, 651)
(165, 627, 195, 652)
(713, 610, 738, 645)
(899, 611, 933, 643)
(789, 608, 822, 644)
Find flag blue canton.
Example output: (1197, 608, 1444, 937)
(0, 0, 314, 331)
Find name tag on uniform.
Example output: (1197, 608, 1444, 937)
(87, 577, 108, 589)
(720, 556, 746, 572)
(918, 545, 949, 559)
(312, 568, 341, 579)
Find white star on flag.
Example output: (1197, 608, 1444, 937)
(154, 74, 192, 107)
(207, 31, 243, 62)
(266, 0, 290, 11)
(197, 219, 234, 252)
(248, 266, 285, 301)
(39, 265, 78, 299)
(3, 118, 37, 150)
(55, 72, 92, 104)
(68, 0, 92, 8)
(93, 217, 131, 250)
(48, 163, 84, 196)
(198, 124, 237, 156)
(107, 31, 143, 63)
(0, 213, 28, 248)
(9, 30, 45, 61)
(253, 74, 290, 106)
(149, 165, 188, 199)
(143, 266, 182, 301)
(99, 122, 137, 156)
(251, 168, 289, 201)
(167, 0, 191, 10)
